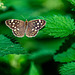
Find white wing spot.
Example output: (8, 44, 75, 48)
(37, 23, 39, 25)
(35, 27, 37, 29)
(17, 21, 19, 23)
(15, 21, 17, 23)
(37, 26, 39, 27)
(32, 28, 34, 31)
(35, 30, 37, 31)
(14, 29, 16, 31)
(12, 25, 14, 27)
(11, 19, 14, 22)
(9, 23, 11, 25)
(17, 28, 19, 30)
(33, 22, 35, 23)
(39, 19, 41, 23)
(14, 27, 16, 28)
(13, 23, 15, 24)
(41, 23, 43, 25)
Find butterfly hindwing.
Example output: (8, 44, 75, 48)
(26, 19, 46, 37)
(5, 19, 25, 37)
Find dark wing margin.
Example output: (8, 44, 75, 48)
(5, 19, 25, 37)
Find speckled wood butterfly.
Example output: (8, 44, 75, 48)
(5, 19, 46, 37)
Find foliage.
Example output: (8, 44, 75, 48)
(68, 0, 75, 6)
(29, 62, 40, 75)
(29, 38, 65, 63)
(59, 62, 75, 75)
(0, 35, 27, 56)
(54, 43, 75, 62)
(0, 0, 75, 75)
(36, 15, 75, 38)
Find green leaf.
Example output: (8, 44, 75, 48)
(0, 34, 27, 56)
(0, 11, 15, 21)
(29, 62, 40, 75)
(36, 15, 75, 38)
(68, 0, 75, 6)
(59, 62, 75, 75)
(4, 0, 29, 10)
(54, 43, 75, 62)
(29, 38, 65, 63)
(28, 0, 46, 9)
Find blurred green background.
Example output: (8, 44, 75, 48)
(0, 0, 75, 75)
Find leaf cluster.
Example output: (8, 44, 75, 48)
(0, 0, 75, 75)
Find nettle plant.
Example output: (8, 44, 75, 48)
(0, 0, 75, 75)
(0, 15, 75, 75)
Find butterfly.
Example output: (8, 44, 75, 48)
(5, 19, 46, 37)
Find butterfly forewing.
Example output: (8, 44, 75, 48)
(5, 19, 25, 37)
(26, 19, 46, 37)
(5, 19, 46, 37)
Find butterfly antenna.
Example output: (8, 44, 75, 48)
(21, 15, 26, 20)
(26, 19, 27, 21)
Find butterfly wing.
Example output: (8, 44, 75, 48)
(26, 19, 46, 37)
(5, 19, 25, 37)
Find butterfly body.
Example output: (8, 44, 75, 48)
(5, 19, 46, 37)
